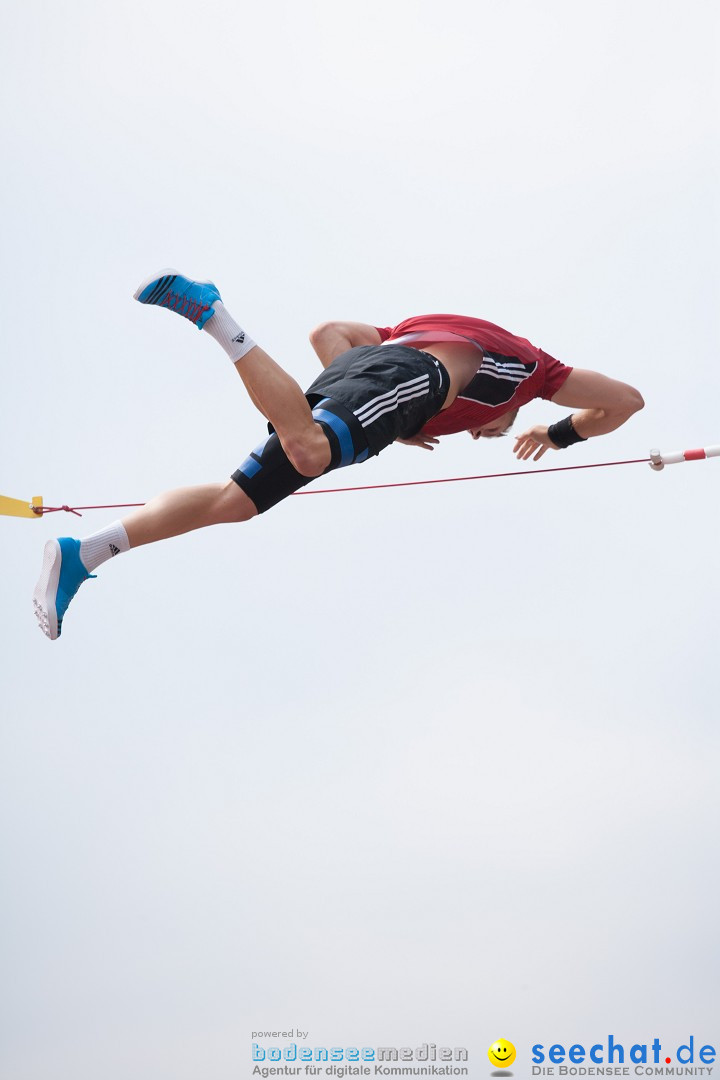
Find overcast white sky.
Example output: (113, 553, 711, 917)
(1, 2, 718, 1079)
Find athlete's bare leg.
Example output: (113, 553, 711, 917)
(232, 345, 331, 476)
(133, 271, 332, 477)
(32, 481, 261, 640)
(122, 481, 257, 548)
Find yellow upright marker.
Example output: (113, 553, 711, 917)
(0, 494, 43, 519)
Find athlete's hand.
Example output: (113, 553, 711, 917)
(513, 425, 558, 461)
(396, 435, 440, 451)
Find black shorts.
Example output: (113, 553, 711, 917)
(231, 344, 450, 514)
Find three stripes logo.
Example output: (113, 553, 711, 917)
(109, 544, 120, 557)
(354, 374, 431, 428)
(458, 351, 537, 407)
(143, 273, 177, 307)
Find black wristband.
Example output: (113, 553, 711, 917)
(547, 415, 587, 449)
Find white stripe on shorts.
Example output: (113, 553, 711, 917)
(357, 385, 435, 428)
(354, 374, 430, 426)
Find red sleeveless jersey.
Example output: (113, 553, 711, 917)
(374, 314, 572, 436)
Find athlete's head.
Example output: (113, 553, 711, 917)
(469, 408, 519, 440)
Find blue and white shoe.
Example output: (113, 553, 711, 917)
(133, 268, 221, 329)
(33, 538, 96, 640)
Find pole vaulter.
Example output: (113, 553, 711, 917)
(0, 267, 711, 639)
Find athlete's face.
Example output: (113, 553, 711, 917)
(469, 409, 517, 440)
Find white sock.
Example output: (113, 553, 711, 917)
(79, 521, 130, 574)
(203, 301, 257, 362)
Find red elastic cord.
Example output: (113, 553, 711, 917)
(34, 458, 651, 515)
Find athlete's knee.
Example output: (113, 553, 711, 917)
(282, 430, 332, 477)
(216, 481, 258, 523)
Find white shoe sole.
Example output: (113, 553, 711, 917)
(132, 267, 181, 302)
(32, 539, 61, 640)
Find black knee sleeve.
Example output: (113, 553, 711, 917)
(231, 398, 370, 514)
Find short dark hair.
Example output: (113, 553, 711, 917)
(488, 407, 519, 437)
(504, 407, 519, 431)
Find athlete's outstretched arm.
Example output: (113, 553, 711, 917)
(551, 369, 645, 433)
(514, 369, 645, 461)
(395, 433, 441, 450)
(309, 322, 382, 367)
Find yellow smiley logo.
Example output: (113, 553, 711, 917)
(488, 1040, 516, 1069)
